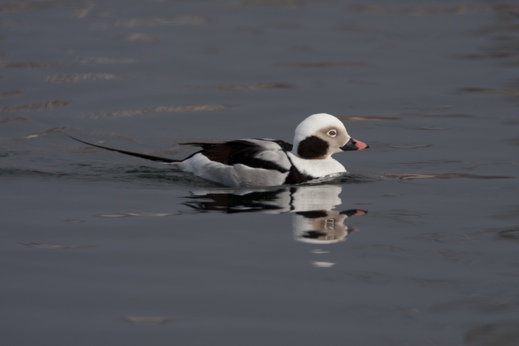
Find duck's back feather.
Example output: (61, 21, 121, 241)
(180, 139, 292, 173)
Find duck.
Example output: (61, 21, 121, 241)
(68, 113, 368, 187)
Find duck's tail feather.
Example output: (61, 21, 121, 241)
(66, 134, 182, 164)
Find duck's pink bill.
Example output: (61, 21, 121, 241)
(353, 139, 369, 150)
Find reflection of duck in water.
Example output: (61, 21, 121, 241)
(185, 184, 366, 244)
(294, 209, 365, 244)
(68, 113, 368, 187)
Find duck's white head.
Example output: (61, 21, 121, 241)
(292, 113, 368, 159)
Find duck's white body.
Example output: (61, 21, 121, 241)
(179, 141, 290, 187)
(70, 113, 368, 187)
(178, 142, 348, 187)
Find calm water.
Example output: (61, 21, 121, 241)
(1, 1, 519, 345)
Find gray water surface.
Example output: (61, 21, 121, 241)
(1, 1, 518, 345)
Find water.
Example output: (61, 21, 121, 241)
(1, 1, 518, 345)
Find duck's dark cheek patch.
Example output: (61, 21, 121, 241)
(297, 136, 329, 159)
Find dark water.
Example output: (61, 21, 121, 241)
(1, 1, 519, 345)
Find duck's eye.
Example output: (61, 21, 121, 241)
(327, 129, 337, 137)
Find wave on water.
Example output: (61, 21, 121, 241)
(383, 172, 515, 180)
(0, 163, 222, 188)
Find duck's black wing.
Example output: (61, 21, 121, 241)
(67, 135, 181, 163)
(180, 139, 292, 173)
(268, 139, 293, 152)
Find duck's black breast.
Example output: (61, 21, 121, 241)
(283, 163, 314, 185)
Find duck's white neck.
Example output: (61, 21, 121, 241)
(287, 152, 347, 178)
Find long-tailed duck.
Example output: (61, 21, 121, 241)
(69, 113, 368, 187)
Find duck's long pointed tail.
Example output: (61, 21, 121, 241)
(66, 134, 182, 164)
